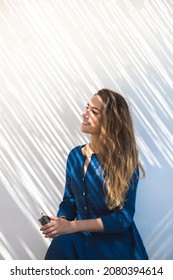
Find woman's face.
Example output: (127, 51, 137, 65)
(81, 94, 103, 135)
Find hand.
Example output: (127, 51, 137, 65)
(40, 216, 74, 238)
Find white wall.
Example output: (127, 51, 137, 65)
(0, 0, 173, 260)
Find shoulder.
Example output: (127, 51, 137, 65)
(67, 144, 86, 159)
(66, 145, 86, 168)
(69, 145, 84, 154)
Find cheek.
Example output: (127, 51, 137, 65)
(95, 118, 102, 129)
(90, 114, 102, 127)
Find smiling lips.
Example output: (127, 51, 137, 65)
(82, 121, 90, 125)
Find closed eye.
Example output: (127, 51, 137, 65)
(86, 104, 99, 115)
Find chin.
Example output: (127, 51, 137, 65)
(80, 126, 89, 134)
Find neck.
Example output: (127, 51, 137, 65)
(89, 135, 100, 154)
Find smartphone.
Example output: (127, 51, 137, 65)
(38, 214, 50, 226)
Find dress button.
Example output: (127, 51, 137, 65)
(84, 206, 87, 210)
(82, 178, 84, 181)
(82, 192, 85, 196)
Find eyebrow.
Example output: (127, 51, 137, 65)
(87, 103, 101, 111)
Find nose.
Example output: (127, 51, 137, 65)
(82, 108, 89, 118)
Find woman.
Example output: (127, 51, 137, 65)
(42, 88, 148, 260)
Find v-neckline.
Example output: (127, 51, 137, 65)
(83, 155, 92, 177)
(79, 144, 94, 177)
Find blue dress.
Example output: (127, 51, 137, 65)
(45, 145, 148, 260)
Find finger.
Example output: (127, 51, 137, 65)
(50, 216, 59, 221)
(42, 227, 54, 235)
(41, 220, 55, 231)
(42, 223, 56, 233)
(45, 230, 60, 238)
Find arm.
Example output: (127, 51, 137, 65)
(41, 216, 104, 238)
(100, 167, 139, 234)
(57, 152, 77, 221)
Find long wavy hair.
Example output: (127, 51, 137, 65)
(96, 88, 145, 210)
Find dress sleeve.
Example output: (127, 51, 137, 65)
(57, 151, 77, 221)
(100, 167, 139, 234)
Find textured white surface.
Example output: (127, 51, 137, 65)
(0, 0, 173, 259)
